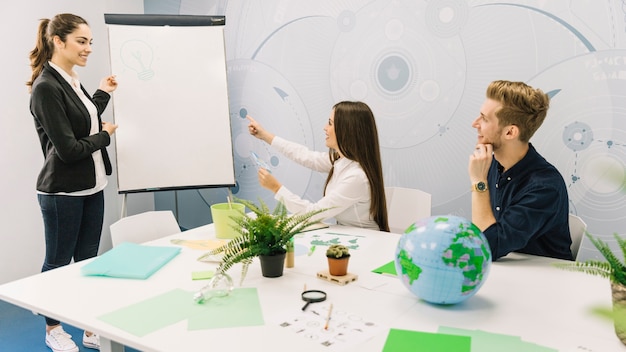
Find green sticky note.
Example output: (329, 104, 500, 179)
(382, 328, 471, 352)
(372, 260, 397, 275)
(191, 270, 214, 280)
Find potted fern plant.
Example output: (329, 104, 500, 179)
(326, 244, 350, 276)
(555, 232, 626, 345)
(199, 198, 327, 284)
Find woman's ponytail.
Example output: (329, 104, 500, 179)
(27, 18, 52, 91)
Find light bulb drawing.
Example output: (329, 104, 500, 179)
(120, 39, 155, 80)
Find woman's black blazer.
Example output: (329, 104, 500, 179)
(30, 62, 113, 193)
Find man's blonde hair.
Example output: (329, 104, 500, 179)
(486, 80, 550, 143)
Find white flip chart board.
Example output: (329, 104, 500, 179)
(104, 14, 235, 193)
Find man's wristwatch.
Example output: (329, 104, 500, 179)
(472, 181, 488, 192)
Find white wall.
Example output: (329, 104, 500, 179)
(0, 0, 150, 284)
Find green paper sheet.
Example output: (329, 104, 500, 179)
(99, 288, 264, 336)
(382, 328, 471, 352)
(188, 287, 265, 330)
(438, 327, 558, 352)
(372, 260, 397, 275)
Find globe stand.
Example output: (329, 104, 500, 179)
(316, 270, 358, 286)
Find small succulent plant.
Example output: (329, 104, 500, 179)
(326, 244, 350, 259)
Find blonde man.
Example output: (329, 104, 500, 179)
(469, 80, 572, 261)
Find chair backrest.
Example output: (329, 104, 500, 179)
(385, 186, 432, 234)
(110, 210, 181, 247)
(568, 214, 587, 261)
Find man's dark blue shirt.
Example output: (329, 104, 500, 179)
(483, 143, 573, 260)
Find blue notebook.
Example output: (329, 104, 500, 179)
(81, 242, 181, 279)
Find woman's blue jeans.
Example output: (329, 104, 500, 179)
(38, 191, 104, 326)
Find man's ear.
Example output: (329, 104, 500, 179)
(504, 125, 519, 140)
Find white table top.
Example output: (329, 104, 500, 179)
(0, 224, 622, 352)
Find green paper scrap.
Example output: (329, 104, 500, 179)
(98, 288, 264, 336)
(438, 327, 558, 352)
(382, 328, 471, 352)
(372, 261, 397, 276)
(191, 270, 215, 280)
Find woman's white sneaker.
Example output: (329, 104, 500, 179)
(45, 326, 78, 352)
(83, 331, 100, 350)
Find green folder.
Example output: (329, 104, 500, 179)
(81, 242, 181, 279)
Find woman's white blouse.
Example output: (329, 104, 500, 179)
(46, 61, 107, 196)
(271, 136, 378, 230)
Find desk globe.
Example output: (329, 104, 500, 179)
(394, 215, 492, 304)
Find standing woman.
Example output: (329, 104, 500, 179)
(26, 13, 117, 352)
(247, 101, 389, 232)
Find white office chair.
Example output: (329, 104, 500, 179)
(385, 186, 432, 234)
(110, 210, 181, 247)
(568, 213, 587, 261)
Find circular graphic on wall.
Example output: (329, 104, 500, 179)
(424, 0, 469, 38)
(563, 121, 594, 152)
(329, 1, 467, 149)
(226, 59, 315, 204)
(529, 50, 626, 230)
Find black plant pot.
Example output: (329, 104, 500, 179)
(259, 253, 286, 278)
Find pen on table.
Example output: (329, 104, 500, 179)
(324, 304, 333, 330)
(325, 232, 366, 238)
(303, 283, 307, 292)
